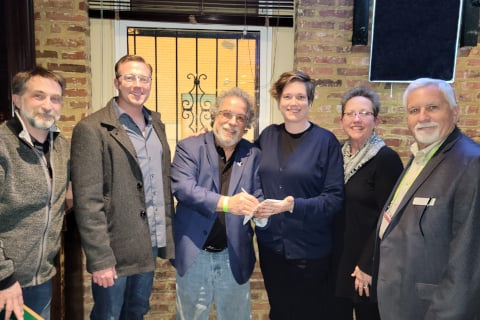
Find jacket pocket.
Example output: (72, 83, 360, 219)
(416, 282, 437, 314)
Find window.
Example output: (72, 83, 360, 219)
(126, 27, 259, 142)
(110, 20, 272, 147)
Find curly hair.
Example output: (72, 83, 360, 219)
(210, 87, 256, 129)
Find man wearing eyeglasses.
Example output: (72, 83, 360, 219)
(171, 87, 263, 320)
(71, 55, 174, 319)
(373, 78, 480, 319)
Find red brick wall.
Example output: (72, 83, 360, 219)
(32, 0, 480, 319)
(34, 0, 90, 140)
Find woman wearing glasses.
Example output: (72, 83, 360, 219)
(254, 70, 344, 319)
(331, 87, 403, 320)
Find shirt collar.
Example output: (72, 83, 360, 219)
(112, 99, 152, 124)
(410, 137, 447, 165)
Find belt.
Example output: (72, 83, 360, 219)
(203, 245, 226, 253)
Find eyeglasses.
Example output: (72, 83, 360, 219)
(343, 111, 374, 118)
(118, 74, 152, 84)
(218, 110, 247, 124)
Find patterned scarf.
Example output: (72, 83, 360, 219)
(342, 133, 385, 183)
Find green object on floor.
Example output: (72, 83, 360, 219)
(0, 305, 43, 320)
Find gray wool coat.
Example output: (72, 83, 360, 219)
(71, 98, 174, 277)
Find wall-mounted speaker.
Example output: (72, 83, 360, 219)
(460, 0, 479, 47)
(352, 0, 370, 45)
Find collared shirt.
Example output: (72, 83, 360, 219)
(113, 102, 167, 248)
(378, 138, 446, 239)
(32, 137, 52, 179)
(15, 111, 58, 180)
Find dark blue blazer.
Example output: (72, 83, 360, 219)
(171, 132, 262, 284)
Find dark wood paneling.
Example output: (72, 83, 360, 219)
(63, 211, 84, 320)
(1, 0, 36, 122)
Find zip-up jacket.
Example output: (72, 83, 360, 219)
(0, 115, 70, 289)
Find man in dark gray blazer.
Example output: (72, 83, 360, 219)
(374, 78, 480, 319)
(71, 55, 174, 319)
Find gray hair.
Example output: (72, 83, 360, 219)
(341, 87, 381, 118)
(210, 87, 256, 129)
(403, 78, 457, 109)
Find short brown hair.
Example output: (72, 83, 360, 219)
(12, 66, 66, 96)
(115, 55, 153, 78)
(270, 70, 315, 104)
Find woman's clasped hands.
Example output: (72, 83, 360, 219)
(254, 196, 294, 218)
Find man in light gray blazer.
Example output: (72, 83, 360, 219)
(373, 78, 480, 320)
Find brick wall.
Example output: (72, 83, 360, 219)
(32, 0, 480, 319)
(34, 0, 90, 140)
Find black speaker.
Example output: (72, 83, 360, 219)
(352, 0, 370, 45)
(369, 0, 462, 82)
(460, 0, 479, 47)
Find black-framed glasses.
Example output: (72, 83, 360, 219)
(343, 111, 374, 118)
(118, 74, 152, 84)
(218, 110, 247, 124)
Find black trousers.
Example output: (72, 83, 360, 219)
(330, 296, 381, 320)
(258, 244, 331, 320)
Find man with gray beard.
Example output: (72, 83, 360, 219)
(171, 87, 263, 320)
(0, 67, 70, 320)
(374, 78, 480, 319)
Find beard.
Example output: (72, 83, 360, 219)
(413, 122, 441, 146)
(213, 124, 241, 148)
(21, 108, 59, 130)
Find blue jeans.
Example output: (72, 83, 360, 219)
(23, 279, 52, 320)
(176, 249, 251, 320)
(90, 248, 157, 320)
